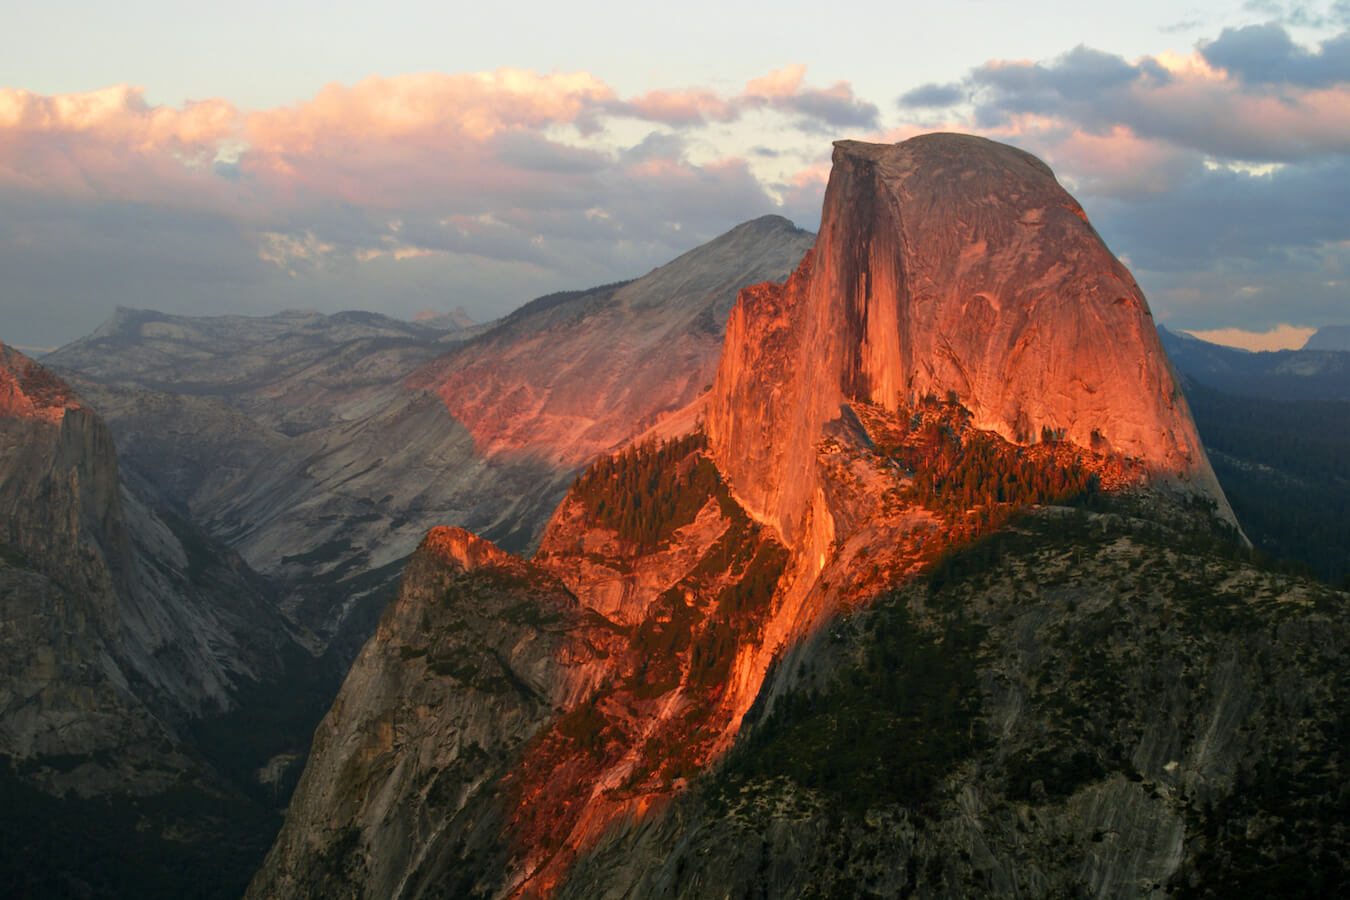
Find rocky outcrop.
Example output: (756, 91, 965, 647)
(0, 346, 292, 727)
(557, 508, 1350, 899)
(0, 343, 81, 423)
(246, 527, 591, 900)
(706, 135, 1233, 544)
(46, 306, 472, 432)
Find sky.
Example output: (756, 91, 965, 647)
(3, 0, 1350, 351)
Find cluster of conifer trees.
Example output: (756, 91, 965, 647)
(570, 432, 718, 551)
(877, 400, 1100, 523)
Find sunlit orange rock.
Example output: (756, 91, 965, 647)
(705, 134, 1234, 545)
(0, 342, 81, 424)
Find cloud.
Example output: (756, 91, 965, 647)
(743, 64, 878, 130)
(243, 70, 614, 152)
(897, 82, 966, 108)
(1184, 323, 1317, 351)
(603, 63, 876, 131)
(2, 68, 830, 347)
(886, 27, 1350, 333)
(8, 36, 1350, 348)
(974, 45, 1149, 103)
(0, 85, 242, 209)
(928, 32, 1350, 165)
(0, 84, 237, 148)
(1091, 154, 1350, 269)
(618, 88, 740, 126)
(1201, 22, 1350, 86)
(1239, 0, 1350, 28)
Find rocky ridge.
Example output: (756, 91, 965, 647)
(409, 215, 814, 471)
(1159, 325, 1350, 402)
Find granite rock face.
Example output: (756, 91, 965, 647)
(556, 509, 1350, 899)
(0, 343, 315, 899)
(706, 135, 1232, 545)
(247, 137, 1335, 900)
(245, 527, 592, 900)
(0, 343, 295, 781)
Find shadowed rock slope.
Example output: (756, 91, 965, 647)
(1304, 324, 1350, 352)
(1159, 325, 1350, 402)
(0, 343, 317, 898)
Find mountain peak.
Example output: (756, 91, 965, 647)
(833, 132, 1058, 177)
(0, 342, 81, 423)
(707, 134, 1234, 543)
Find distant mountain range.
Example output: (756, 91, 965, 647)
(1158, 325, 1350, 584)
(1159, 325, 1350, 401)
(1304, 324, 1350, 352)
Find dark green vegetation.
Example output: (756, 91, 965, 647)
(857, 396, 1110, 554)
(0, 641, 341, 900)
(0, 756, 277, 900)
(632, 497, 1350, 898)
(187, 641, 344, 805)
(571, 432, 720, 551)
(1183, 380, 1350, 585)
(505, 439, 793, 857)
(715, 602, 984, 816)
(880, 397, 1101, 516)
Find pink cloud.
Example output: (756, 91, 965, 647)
(0, 64, 871, 217)
(745, 64, 808, 99)
(620, 89, 739, 125)
(0, 84, 237, 149)
(0, 65, 838, 286)
(968, 49, 1350, 164)
(244, 70, 614, 153)
(996, 122, 1200, 196)
(1185, 324, 1317, 351)
(608, 64, 875, 129)
(0, 85, 241, 207)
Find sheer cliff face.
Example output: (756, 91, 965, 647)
(0, 344, 129, 631)
(249, 527, 590, 900)
(706, 135, 1228, 544)
(0, 344, 293, 786)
